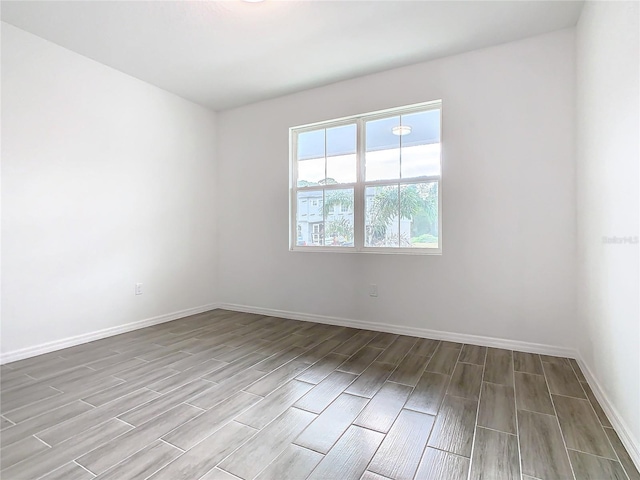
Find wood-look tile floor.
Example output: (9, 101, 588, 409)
(1, 309, 638, 480)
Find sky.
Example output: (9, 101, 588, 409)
(298, 143, 442, 185)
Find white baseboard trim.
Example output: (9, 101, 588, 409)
(0, 303, 220, 365)
(218, 302, 577, 358)
(576, 356, 640, 472)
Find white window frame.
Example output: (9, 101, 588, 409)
(290, 100, 442, 255)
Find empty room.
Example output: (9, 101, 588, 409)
(1, 1, 638, 479)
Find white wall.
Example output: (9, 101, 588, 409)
(1, 23, 218, 356)
(217, 30, 577, 349)
(576, 0, 640, 456)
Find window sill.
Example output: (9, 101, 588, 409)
(289, 246, 442, 255)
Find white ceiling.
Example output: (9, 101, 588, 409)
(1, 1, 584, 111)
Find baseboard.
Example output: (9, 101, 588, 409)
(0, 303, 220, 365)
(576, 356, 640, 472)
(218, 302, 577, 358)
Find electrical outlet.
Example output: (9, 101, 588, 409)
(369, 284, 378, 297)
(135, 283, 143, 295)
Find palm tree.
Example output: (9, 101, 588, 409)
(367, 183, 438, 246)
(323, 189, 355, 243)
(322, 189, 354, 217)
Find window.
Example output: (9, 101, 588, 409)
(291, 101, 441, 253)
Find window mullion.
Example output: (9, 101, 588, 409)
(354, 117, 365, 251)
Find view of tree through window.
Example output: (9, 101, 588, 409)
(291, 101, 441, 252)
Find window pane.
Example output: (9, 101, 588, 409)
(401, 182, 439, 248)
(297, 129, 325, 186)
(296, 190, 324, 246)
(324, 188, 354, 247)
(326, 124, 356, 184)
(365, 116, 400, 181)
(365, 185, 399, 247)
(297, 129, 325, 161)
(400, 109, 441, 179)
(298, 157, 325, 186)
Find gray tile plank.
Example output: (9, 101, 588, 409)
(368, 332, 399, 349)
(199, 468, 242, 480)
(2, 376, 124, 423)
(344, 361, 395, 398)
(188, 368, 266, 409)
(296, 353, 348, 384)
(40, 462, 95, 480)
(255, 444, 323, 480)
(484, 348, 513, 386)
(1, 418, 132, 480)
(409, 338, 440, 357)
(361, 472, 392, 480)
(0, 435, 49, 470)
(306, 425, 384, 480)
(118, 379, 215, 426)
(94, 440, 182, 480)
(552, 394, 616, 459)
(513, 351, 544, 375)
(294, 371, 357, 414)
(388, 354, 430, 387)
(46, 366, 114, 391)
(38, 388, 160, 446)
(0, 416, 14, 431)
(543, 362, 587, 399)
(202, 352, 268, 383)
(425, 346, 461, 375)
(415, 447, 470, 480)
(254, 346, 307, 372)
(237, 380, 314, 429)
(459, 344, 487, 365)
(568, 358, 587, 383)
(427, 394, 477, 457)
(1, 372, 36, 391)
(405, 371, 450, 415)
(245, 360, 310, 396)
(145, 359, 226, 394)
(294, 393, 369, 454)
(115, 351, 192, 379)
(477, 382, 516, 434)
(515, 371, 555, 415)
(219, 407, 316, 480)
(76, 403, 203, 475)
(368, 409, 435, 480)
(81, 368, 177, 407)
(337, 346, 383, 375)
(376, 337, 417, 366)
(1, 383, 62, 412)
(0, 400, 94, 448)
(149, 421, 256, 480)
(568, 449, 628, 480)
(296, 338, 344, 363)
(580, 381, 612, 428)
(540, 355, 570, 366)
(469, 427, 520, 480)
(354, 381, 412, 433)
(332, 331, 379, 356)
(168, 345, 235, 370)
(517, 409, 574, 480)
(164, 391, 260, 450)
(84, 356, 148, 377)
(447, 362, 483, 400)
(605, 427, 640, 480)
